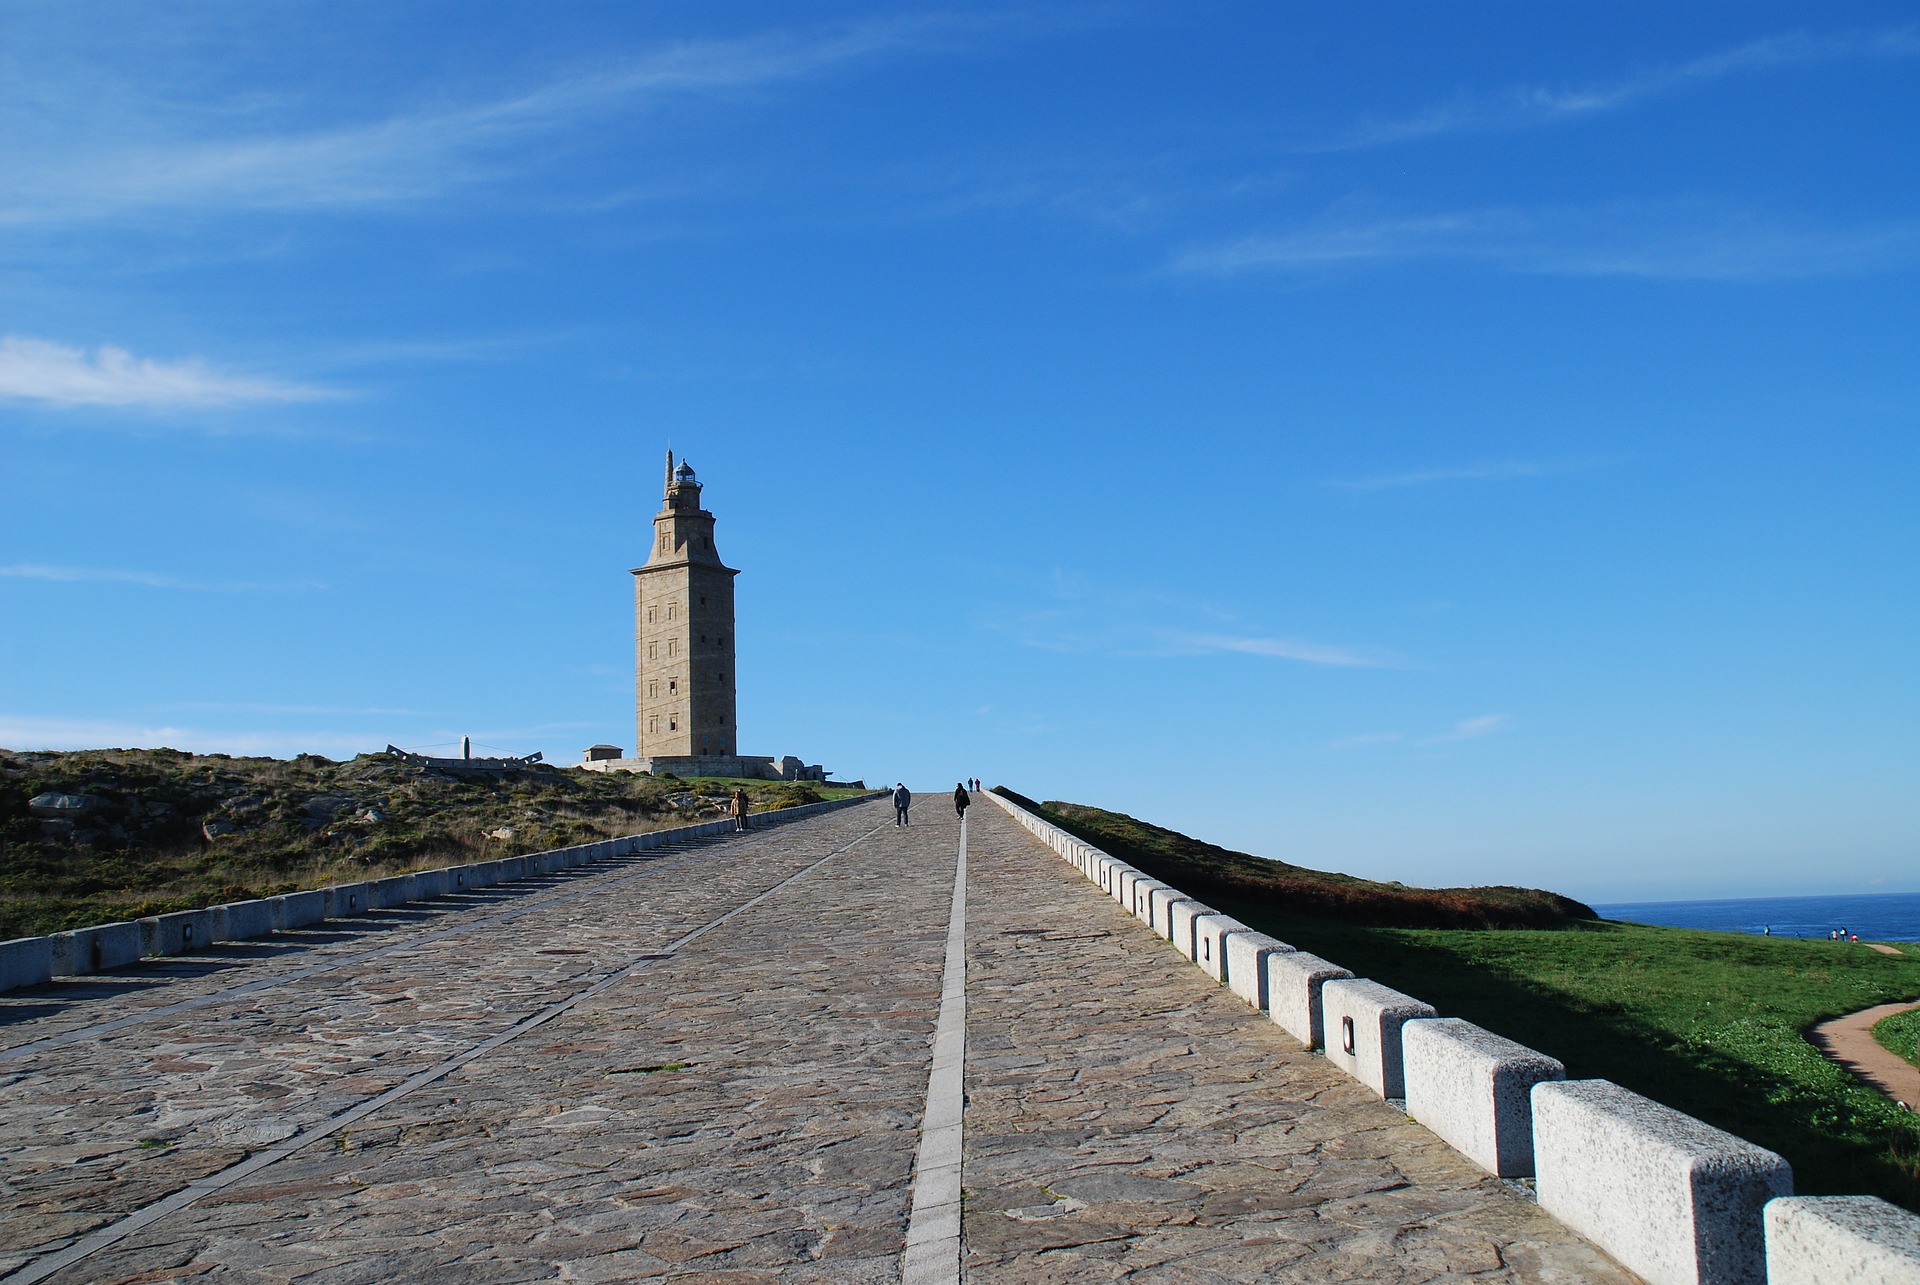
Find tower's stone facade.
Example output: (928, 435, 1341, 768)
(632, 453, 739, 760)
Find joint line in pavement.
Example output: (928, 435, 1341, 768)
(1, 819, 892, 1285)
(1, 802, 885, 1064)
(903, 813, 968, 1284)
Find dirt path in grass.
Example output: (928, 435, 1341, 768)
(1809, 999, 1920, 1109)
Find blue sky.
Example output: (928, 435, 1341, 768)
(2, 3, 1915, 903)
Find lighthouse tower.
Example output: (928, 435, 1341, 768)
(631, 452, 739, 760)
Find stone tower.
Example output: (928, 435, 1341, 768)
(632, 452, 739, 759)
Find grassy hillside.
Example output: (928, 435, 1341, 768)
(0, 747, 868, 938)
(1007, 791, 1920, 1211)
(1878, 1007, 1920, 1068)
(998, 789, 1595, 928)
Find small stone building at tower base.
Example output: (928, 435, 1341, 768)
(578, 753, 829, 782)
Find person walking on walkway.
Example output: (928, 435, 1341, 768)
(893, 783, 911, 827)
(730, 787, 750, 833)
(954, 782, 970, 821)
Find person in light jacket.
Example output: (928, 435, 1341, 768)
(730, 788, 750, 833)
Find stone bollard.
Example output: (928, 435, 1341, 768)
(1129, 878, 1170, 924)
(1533, 1079, 1791, 1285)
(1090, 854, 1120, 897)
(1320, 979, 1435, 1098)
(140, 909, 216, 957)
(1165, 897, 1215, 955)
(0, 936, 55, 991)
(1402, 1018, 1564, 1176)
(50, 922, 143, 976)
(1264, 951, 1355, 1049)
(1191, 913, 1249, 983)
(270, 891, 327, 931)
(1145, 887, 1192, 941)
(212, 898, 276, 942)
(1764, 1195, 1920, 1285)
(324, 882, 369, 917)
(1224, 931, 1293, 1009)
(444, 865, 473, 893)
(368, 874, 415, 909)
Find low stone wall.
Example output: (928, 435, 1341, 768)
(0, 793, 874, 992)
(981, 787, 1920, 1285)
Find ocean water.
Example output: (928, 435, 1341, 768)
(1593, 891, 1920, 942)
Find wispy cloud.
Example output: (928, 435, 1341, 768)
(1164, 631, 1386, 668)
(3, 19, 964, 223)
(0, 336, 335, 409)
(1434, 713, 1512, 742)
(1321, 26, 1920, 151)
(1327, 457, 1612, 492)
(0, 713, 375, 760)
(1327, 731, 1405, 750)
(990, 572, 1398, 668)
(159, 701, 433, 718)
(0, 563, 325, 592)
(1170, 206, 1920, 282)
(1326, 714, 1513, 750)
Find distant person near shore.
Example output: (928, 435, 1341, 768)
(893, 783, 911, 827)
(954, 783, 969, 820)
(730, 788, 750, 833)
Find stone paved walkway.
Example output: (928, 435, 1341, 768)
(2, 801, 950, 1283)
(959, 804, 1636, 1284)
(0, 796, 1638, 1283)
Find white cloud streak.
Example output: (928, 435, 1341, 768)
(1165, 631, 1384, 668)
(990, 572, 1398, 669)
(1326, 714, 1513, 750)
(3, 20, 956, 223)
(1434, 714, 1512, 742)
(1321, 26, 1920, 150)
(0, 713, 375, 760)
(1170, 208, 1920, 282)
(1327, 458, 1611, 492)
(0, 336, 334, 408)
(0, 563, 325, 592)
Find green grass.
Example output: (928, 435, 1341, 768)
(1016, 791, 1920, 1212)
(0, 747, 875, 938)
(1876, 1006, 1920, 1069)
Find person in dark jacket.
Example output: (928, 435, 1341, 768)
(893, 783, 911, 827)
(954, 783, 970, 820)
(730, 788, 750, 833)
